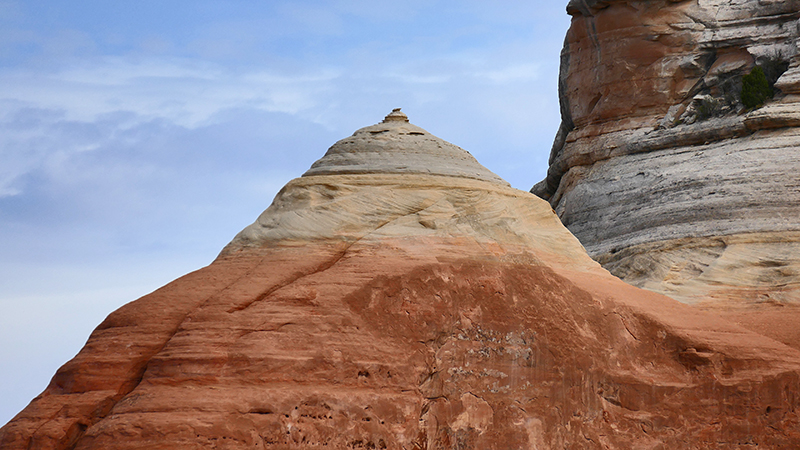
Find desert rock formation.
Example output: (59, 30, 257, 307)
(533, 0, 800, 341)
(4, 110, 800, 449)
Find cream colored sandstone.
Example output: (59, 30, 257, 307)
(303, 108, 508, 185)
(535, 0, 800, 306)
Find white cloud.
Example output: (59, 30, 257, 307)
(0, 39, 562, 195)
(0, 57, 342, 128)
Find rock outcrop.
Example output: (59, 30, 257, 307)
(4, 110, 800, 448)
(533, 0, 800, 345)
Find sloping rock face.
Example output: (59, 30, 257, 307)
(4, 111, 800, 449)
(533, 0, 800, 344)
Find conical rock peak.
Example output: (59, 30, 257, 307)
(303, 109, 508, 185)
(6, 109, 800, 449)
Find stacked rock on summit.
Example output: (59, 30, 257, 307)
(4, 110, 800, 449)
(533, 0, 800, 345)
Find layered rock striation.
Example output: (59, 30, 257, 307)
(4, 110, 800, 448)
(533, 1, 800, 331)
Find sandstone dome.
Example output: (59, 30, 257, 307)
(4, 110, 800, 449)
(302, 108, 508, 185)
(221, 109, 569, 256)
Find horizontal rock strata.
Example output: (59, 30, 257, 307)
(533, 0, 800, 328)
(302, 108, 508, 185)
(4, 111, 800, 448)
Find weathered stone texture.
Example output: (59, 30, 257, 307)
(302, 108, 508, 185)
(534, 0, 800, 317)
(5, 111, 800, 448)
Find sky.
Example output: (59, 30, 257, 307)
(0, 1, 571, 425)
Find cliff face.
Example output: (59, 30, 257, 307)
(533, 1, 800, 325)
(4, 110, 800, 449)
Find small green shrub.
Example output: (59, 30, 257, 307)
(741, 66, 772, 109)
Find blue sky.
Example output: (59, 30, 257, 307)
(0, 1, 571, 424)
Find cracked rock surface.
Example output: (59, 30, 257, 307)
(4, 111, 800, 448)
(534, 0, 800, 340)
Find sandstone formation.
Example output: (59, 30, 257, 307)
(533, 0, 800, 345)
(4, 110, 800, 448)
(301, 108, 508, 185)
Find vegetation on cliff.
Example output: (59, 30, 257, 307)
(742, 66, 773, 110)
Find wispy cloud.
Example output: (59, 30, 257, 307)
(0, 40, 561, 197)
(0, 58, 342, 125)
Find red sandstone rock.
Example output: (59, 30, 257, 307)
(4, 111, 800, 448)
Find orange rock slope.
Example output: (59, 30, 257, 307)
(3, 111, 800, 449)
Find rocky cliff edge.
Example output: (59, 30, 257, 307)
(533, 1, 800, 342)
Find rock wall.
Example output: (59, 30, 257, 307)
(5, 111, 800, 448)
(533, 0, 800, 324)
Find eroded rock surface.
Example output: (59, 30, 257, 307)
(4, 110, 800, 449)
(533, 1, 800, 339)
(302, 108, 507, 185)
